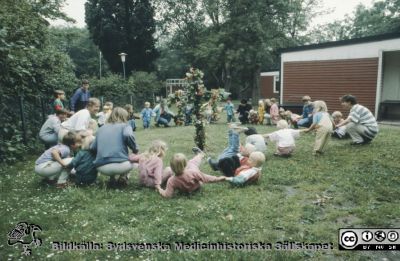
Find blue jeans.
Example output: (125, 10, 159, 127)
(227, 114, 234, 123)
(157, 114, 171, 126)
(218, 130, 240, 160)
(143, 120, 150, 129)
(298, 117, 312, 128)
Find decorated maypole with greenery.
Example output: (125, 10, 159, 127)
(184, 68, 207, 150)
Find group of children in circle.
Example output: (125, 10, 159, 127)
(34, 85, 376, 197)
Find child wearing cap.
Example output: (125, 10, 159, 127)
(294, 95, 313, 128)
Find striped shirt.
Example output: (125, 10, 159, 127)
(349, 104, 378, 138)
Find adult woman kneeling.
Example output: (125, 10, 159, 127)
(91, 107, 139, 186)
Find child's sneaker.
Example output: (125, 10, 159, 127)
(192, 146, 207, 156)
(207, 157, 219, 171)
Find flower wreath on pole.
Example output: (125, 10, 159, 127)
(167, 68, 230, 150)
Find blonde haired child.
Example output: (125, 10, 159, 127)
(226, 151, 265, 185)
(97, 102, 113, 126)
(157, 152, 226, 198)
(129, 140, 171, 188)
(332, 111, 347, 139)
(264, 120, 301, 157)
(141, 102, 153, 129)
(269, 98, 280, 124)
(258, 100, 265, 124)
(66, 135, 97, 186)
(304, 100, 334, 155)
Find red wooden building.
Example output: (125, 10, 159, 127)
(279, 32, 400, 120)
(260, 71, 280, 100)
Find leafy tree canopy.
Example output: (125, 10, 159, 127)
(85, 0, 158, 74)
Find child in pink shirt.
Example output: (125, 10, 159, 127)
(269, 98, 280, 124)
(129, 140, 171, 188)
(156, 153, 226, 198)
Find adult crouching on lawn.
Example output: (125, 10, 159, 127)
(336, 94, 378, 145)
(91, 107, 139, 186)
(237, 99, 252, 124)
(153, 99, 175, 127)
(58, 98, 100, 141)
(39, 109, 68, 149)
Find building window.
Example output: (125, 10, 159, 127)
(273, 76, 280, 93)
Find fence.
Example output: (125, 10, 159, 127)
(7, 94, 154, 146)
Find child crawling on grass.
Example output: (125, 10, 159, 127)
(263, 120, 301, 157)
(129, 140, 172, 188)
(226, 151, 265, 185)
(156, 152, 226, 198)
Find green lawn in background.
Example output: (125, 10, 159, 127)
(1, 123, 399, 260)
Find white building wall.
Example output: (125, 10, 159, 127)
(281, 38, 400, 62)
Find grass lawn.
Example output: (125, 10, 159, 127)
(1, 123, 400, 260)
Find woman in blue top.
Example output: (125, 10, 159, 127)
(91, 107, 139, 186)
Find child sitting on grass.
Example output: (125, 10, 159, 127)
(263, 120, 301, 157)
(66, 135, 97, 186)
(331, 111, 347, 139)
(156, 152, 226, 198)
(226, 151, 265, 185)
(34, 132, 81, 188)
(129, 140, 171, 188)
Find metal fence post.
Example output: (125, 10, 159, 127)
(19, 95, 27, 145)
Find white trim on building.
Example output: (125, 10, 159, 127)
(281, 38, 400, 63)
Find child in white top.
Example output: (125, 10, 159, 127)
(59, 98, 100, 141)
(97, 102, 113, 126)
(244, 127, 267, 153)
(264, 120, 300, 157)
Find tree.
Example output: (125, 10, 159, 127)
(0, 0, 76, 162)
(85, 0, 158, 74)
(311, 0, 400, 42)
(49, 27, 110, 78)
(155, 0, 320, 101)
